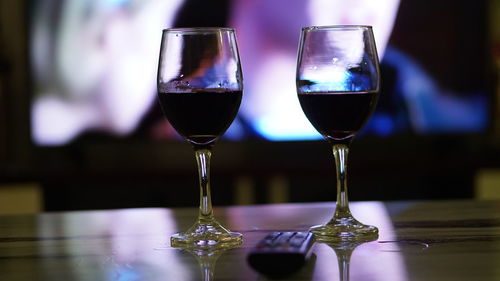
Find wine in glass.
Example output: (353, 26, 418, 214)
(157, 28, 243, 248)
(296, 25, 380, 241)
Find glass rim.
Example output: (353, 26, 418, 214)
(162, 27, 235, 33)
(302, 25, 373, 32)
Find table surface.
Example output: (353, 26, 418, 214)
(1, 200, 500, 281)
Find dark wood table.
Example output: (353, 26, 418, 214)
(1, 200, 500, 280)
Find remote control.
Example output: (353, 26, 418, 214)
(247, 231, 315, 277)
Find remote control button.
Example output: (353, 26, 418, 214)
(247, 232, 315, 277)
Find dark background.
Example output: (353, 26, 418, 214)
(0, 0, 498, 212)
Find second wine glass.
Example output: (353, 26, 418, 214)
(296, 25, 380, 241)
(157, 28, 243, 248)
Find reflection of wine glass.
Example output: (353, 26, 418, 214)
(326, 238, 376, 281)
(296, 26, 380, 241)
(157, 28, 243, 248)
(178, 245, 238, 281)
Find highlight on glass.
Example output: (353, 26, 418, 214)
(157, 27, 243, 248)
(296, 25, 380, 241)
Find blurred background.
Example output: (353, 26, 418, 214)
(0, 0, 499, 214)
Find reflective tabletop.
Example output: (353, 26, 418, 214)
(1, 200, 500, 280)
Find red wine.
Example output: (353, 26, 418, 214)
(158, 90, 242, 146)
(298, 91, 378, 141)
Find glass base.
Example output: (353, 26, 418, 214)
(310, 217, 378, 242)
(171, 219, 243, 249)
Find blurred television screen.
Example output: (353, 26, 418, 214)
(30, 0, 491, 146)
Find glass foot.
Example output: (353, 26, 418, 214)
(171, 219, 242, 249)
(310, 217, 378, 242)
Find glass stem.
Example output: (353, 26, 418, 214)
(195, 148, 214, 222)
(202, 266, 212, 281)
(332, 143, 353, 220)
(336, 249, 353, 281)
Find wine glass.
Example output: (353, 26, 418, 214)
(325, 239, 377, 281)
(157, 28, 243, 248)
(296, 25, 380, 241)
(177, 245, 238, 281)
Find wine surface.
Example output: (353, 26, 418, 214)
(158, 90, 242, 146)
(298, 91, 378, 141)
